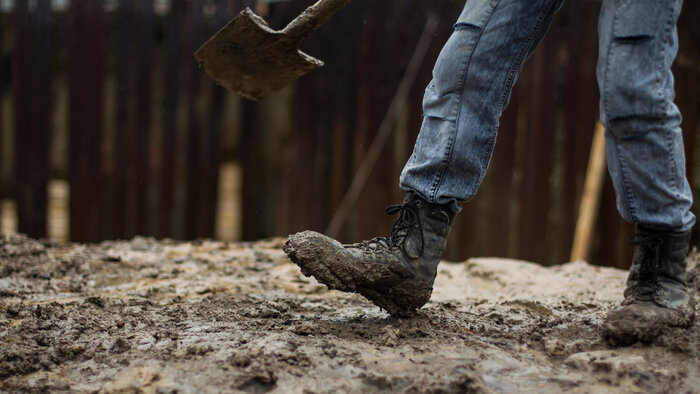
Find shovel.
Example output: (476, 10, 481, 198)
(194, 0, 352, 101)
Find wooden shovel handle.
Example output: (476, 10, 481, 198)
(282, 0, 352, 40)
(570, 121, 607, 263)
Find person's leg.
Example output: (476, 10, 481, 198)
(401, 0, 567, 214)
(598, 0, 696, 344)
(598, 0, 693, 232)
(285, 0, 567, 317)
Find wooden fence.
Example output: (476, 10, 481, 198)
(1, 0, 698, 267)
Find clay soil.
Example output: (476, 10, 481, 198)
(1, 234, 699, 393)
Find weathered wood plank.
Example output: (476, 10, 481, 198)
(68, 0, 105, 242)
(13, 0, 51, 238)
(158, 0, 185, 238)
(134, 0, 153, 236)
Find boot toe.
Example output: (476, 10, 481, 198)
(603, 301, 695, 345)
(284, 231, 349, 290)
(603, 303, 663, 345)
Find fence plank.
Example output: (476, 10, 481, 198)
(482, 91, 519, 258)
(158, 0, 185, 238)
(134, 0, 154, 236)
(238, 0, 264, 241)
(516, 35, 556, 264)
(109, 0, 134, 239)
(199, 1, 229, 238)
(68, 0, 105, 242)
(183, 0, 206, 239)
(0, 16, 3, 209)
(12, 1, 33, 235)
(14, 0, 51, 238)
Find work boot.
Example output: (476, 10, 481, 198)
(603, 226, 696, 345)
(283, 192, 456, 317)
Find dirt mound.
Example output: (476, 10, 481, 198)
(0, 236, 698, 393)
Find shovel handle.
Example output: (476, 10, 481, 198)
(282, 0, 352, 40)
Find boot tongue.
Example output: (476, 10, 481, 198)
(627, 231, 664, 301)
(630, 232, 662, 282)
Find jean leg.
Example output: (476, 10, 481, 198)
(400, 0, 566, 213)
(598, 0, 694, 232)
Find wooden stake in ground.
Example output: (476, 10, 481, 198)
(570, 121, 607, 262)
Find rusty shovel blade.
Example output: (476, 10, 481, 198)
(194, 8, 323, 101)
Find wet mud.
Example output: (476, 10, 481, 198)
(1, 233, 699, 393)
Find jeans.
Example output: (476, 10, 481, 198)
(399, 0, 694, 232)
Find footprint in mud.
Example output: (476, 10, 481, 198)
(236, 370, 277, 393)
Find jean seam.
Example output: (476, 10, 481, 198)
(603, 1, 637, 221)
(655, 5, 670, 114)
(429, 0, 501, 204)
(614, 134, 639, 222)
(667, 131, 677, 193)
(660, 4, 678, 193)
(428, 121, 457, 200)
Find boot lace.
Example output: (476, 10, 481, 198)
(628, 232, 662, 300)
(352, 198, 424, 256)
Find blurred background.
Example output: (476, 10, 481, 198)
(0, 0, 698, 268)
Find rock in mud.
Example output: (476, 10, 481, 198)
(564, 350, 647, 374)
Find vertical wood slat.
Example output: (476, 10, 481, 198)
(110, 0, 134, 239)
(68, 0, 104, 242)
(368, 0, 399, 237)
(516, 37, 556, 264)
(158, 0, 185, 238)
(118, 0, 154, 238)
(481, 91, 519, 258)
(351, 0, 376, 241)
(201, 2, 230, 239)
(238, 0, 261, 241)
(0, 15, 3, 214)
(183, 0, 205, 240)
(12, 0, 33, 236)
(34, 0, 52, 237)
(134, 0, 154, 236)
(13, 0, 51, 238)
(327, 0, 362, 240)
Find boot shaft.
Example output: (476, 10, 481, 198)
(625, 225, 691, 308)
(397, 192, 456, 260)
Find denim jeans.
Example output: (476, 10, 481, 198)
(400, 0, 694, 232)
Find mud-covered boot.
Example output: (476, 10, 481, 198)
(283, 192, 456, 317)
(603, 226, 696, 345)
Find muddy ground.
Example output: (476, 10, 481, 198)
(0, 234, 699, 393)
